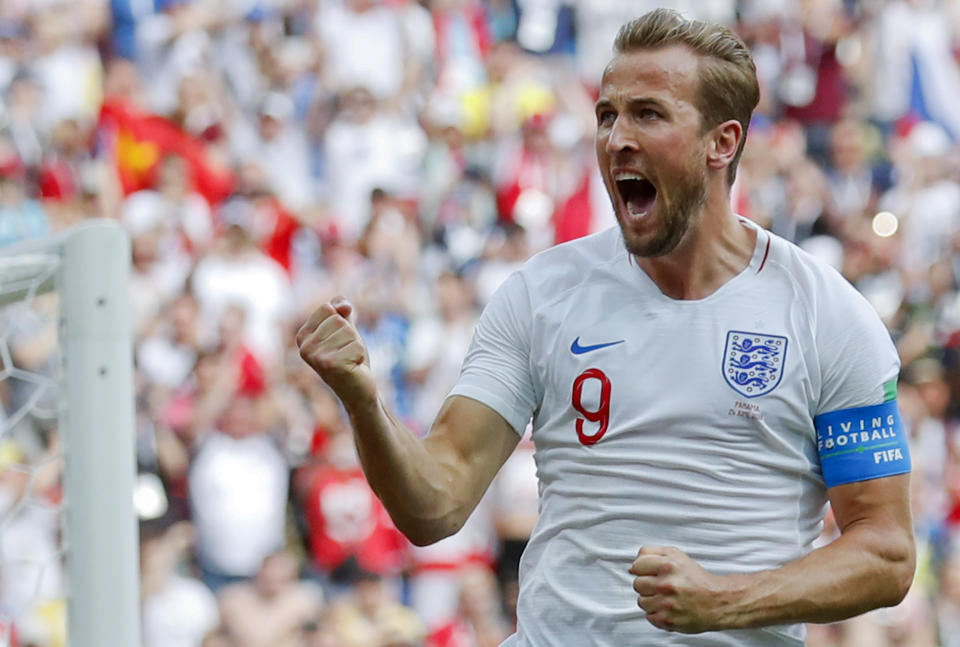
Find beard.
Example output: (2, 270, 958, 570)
(618, 160, 708, 258)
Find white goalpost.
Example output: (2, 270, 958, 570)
(0, 220, 140, 647)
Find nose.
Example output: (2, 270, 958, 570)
(605, 115, 638, 155)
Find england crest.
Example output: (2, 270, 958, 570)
(722, 331, 787, 398)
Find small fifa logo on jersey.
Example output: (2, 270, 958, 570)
(722, 331, 787, 398)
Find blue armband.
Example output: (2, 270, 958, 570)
(813, 400, 911, 488)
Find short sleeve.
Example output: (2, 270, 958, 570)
(448, 272, 538, 436)
(815, 279, 900, 415)
(813, 276, 909, 487)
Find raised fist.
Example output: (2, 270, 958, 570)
(296, 297, 376, 405)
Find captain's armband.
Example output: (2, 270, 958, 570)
(814, 400, 911, 488)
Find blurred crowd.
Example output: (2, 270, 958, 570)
(0, 0, 959, 646)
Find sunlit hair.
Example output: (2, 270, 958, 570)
(614, 8, 760, 184)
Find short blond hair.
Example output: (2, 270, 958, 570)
(614, 9, 759, 184)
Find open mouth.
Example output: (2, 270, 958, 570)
(615, 177, 657, 217)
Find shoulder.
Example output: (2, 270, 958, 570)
(762, 230, 875, 320)
(218, 582, 254, 608)
(512, 227, 625, 298)
(759, 230, 895, 375)
(522, 226, 623, 271)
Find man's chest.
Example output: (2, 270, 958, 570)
(528, 292, 816, 449)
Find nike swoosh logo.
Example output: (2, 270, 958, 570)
(570, 337, 626, 355)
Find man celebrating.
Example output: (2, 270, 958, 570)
(297, 9, 914, 646)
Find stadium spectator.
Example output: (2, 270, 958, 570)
(879, 121, 960, 277)
(357, 188, 422, 310)
(27, 6, 104, 131)
(188, 394, 288, 591)
(0, 151, 49, 246)
(247, 92, 315, 213)
(218, 551, 323, 647)
(871, 0, 960, 140)
(3, 72, 45, 169)
(191, 222, 294, 366)
(123, 152, 213, 261)
(293, 430, 409, 599)
(406, 489, 496, 633)
(322, 564, 425, 647)
(316, 0, 412, 103)
(0, 429, 63, 647)
(824, 118, 885, 226)
(404, 270, 478, 434)
(141, 521, 219, 647)
(489, 435, 537, 627)
(425, 565, 509, 647)
(322, 86, 427, 243)
(937, 543, 960, 646)
(137, 291, 205, 393)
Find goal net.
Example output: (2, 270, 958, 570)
(0, 220, 139, 647)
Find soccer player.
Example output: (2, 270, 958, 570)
(297, 9, 915, 646)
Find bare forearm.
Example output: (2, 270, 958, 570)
(343, 392, 466, 545)
(297, 299, 514, 546)
(717, 524, 915, 629)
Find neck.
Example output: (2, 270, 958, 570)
(635, 187, 756, 300)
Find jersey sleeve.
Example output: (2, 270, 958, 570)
(448, 272, 539, 436)
(812, 277, 910, 488)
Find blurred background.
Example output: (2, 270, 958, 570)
(0, 0, 959, 645)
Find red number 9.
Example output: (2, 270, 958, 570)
(572, 368, 611, 445)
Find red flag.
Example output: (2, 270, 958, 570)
(98, 98, 234, 204)
(553, 172, 593, 245)
(254, 196, 300, 273)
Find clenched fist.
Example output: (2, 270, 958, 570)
(630, 545, 731, 634)
(296, 297, 377, 405)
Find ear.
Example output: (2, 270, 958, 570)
(706, 119, 743, 174)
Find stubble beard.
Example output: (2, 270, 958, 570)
(619, 161, 709, 259)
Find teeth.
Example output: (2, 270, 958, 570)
(614, 172, 646, 182)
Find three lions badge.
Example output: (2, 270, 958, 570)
(723, 331, 787, 398)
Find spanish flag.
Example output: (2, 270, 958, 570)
(98, 98, 234, 205)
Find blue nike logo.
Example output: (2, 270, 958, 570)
(570, 337, 626, 355)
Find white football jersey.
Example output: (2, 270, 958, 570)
(449, 220, 901, 646)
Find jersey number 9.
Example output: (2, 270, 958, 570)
(572, 368, 611, 445)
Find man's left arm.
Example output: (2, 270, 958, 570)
(631, 471, 915, 633)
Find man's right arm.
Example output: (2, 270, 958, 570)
(296, 297, 520, 546)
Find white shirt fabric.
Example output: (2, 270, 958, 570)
(122, 190, 213, 246)
(29, 42, 103, 129)
(189, 431, 289, 576)
(0, 488, 63, 612)
(450, 220, 900, 647)
(142, 574, 219, 647)
(404, 315, 476, 434)
(316, 3, 407, 99)
(137, 334, 196, 389)
(254, 126, 317, 212)
(323, 113, 427, 243)
(191, 249, 294, 363)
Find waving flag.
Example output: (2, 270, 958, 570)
(98, 98, 234, 204)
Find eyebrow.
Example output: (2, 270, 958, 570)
(594, 97, 669, 112)
(629, 97, 668, 111)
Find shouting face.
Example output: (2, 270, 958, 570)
(595, 45, 709, 258)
